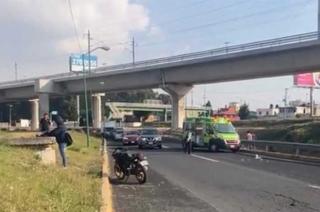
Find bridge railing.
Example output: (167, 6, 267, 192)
(0, 31, 319, 88)
(241, 140, 320, 159)
(94, 31, 319, 73)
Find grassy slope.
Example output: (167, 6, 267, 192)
(0, 131, 102, 212)
(235, 120, 320, 144)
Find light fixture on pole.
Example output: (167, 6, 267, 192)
(83, 30, 110, 147)
(8, 104, 13, 130)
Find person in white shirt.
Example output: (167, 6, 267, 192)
(185, 131, 193, 154)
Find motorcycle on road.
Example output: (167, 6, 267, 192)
(112, 148, 149, 184)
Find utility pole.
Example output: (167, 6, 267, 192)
(132, 37, 136, 64)
(88, 30, 91, 73)
(14, 62, 18, 81)
(318, 0, 320, 38)
(191, 89, 194, 107)
(310, 87, 314, 117)
(203, 86, 207, 105)
(83, 29, 91, 147)
(284, 88, 288, 119)
(8, 104, 13, 130)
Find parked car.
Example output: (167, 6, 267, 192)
(122, 130, 140, 145)
(138, 128, 162, 149)
(112, 128, 124, 141)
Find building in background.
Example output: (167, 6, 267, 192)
(212, 105, 240, 121)
(278, 106, 311, 119)
(229, 102, 240, 112)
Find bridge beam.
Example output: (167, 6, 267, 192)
(163, 84, 193, 129)
(92, 93, 105, 129)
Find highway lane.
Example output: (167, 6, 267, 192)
(109, 140, 320, 212)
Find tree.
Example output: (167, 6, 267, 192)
(205, 100, 212, 107)
(157, 93, 171, 104)
(238, 104, 250, 120)
(51, 96, 78, 121)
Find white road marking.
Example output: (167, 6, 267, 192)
(309, 184, 320, 190)
(191, 154, 219, 163)
(162, 145, 169, 149)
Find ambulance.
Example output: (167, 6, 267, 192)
(182, 117, 241, 152)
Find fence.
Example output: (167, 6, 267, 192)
(241, 140, 320, 159)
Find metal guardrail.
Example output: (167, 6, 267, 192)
(241, 140, 320, 158)
(0, 31, 319, 88)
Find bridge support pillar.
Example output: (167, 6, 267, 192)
(29, 99, 39, 131)
(39, 93, 49, 118)
(92, 93, 105, 129)
(163, 84, 193, 129)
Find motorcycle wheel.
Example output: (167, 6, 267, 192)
(135, 164, 147, 184)
(114, 164, 126, 180)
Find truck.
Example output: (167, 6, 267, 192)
(182, 117, 241, 153)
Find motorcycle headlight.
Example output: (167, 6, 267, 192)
(142, 138, 147, 141)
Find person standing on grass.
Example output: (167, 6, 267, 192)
(50, 115, 67, 167)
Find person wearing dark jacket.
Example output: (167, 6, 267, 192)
(50, 115, 67, 167)
(39, 112, 51, 135)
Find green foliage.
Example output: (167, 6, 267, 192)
(205, 100, 212, 107)
(238, 104, 250, 120)
(105, 89, 157, 103)
(51, 96, 78, 121)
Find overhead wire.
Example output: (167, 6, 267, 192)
(66, 0, 82, 51)
(136, 0, 313, 48)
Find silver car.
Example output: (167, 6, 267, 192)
(138, 128, 162, 149)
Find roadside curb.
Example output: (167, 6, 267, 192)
(101, 140, 113, 212)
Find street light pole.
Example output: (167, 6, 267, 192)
(132, 37, 135, 64)
(82, 53, 90, 147)
(14, 62, 18, 81)
(82, 30, 110, 147)
(8, 104, 13, 130)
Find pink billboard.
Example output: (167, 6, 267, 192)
(294, 72, 320, 87)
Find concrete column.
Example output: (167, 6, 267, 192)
(39, 93, 49, 117)
(29, 99, 39, 131)
(163, 84, 193, 129)
(164, 108, 168, 122)
(92, 93, 105, 129)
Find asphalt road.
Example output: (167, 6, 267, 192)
(108, 139, 320, 212)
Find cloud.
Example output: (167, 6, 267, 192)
(0, 0, 151, 80)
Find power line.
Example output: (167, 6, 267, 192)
(137, 0, 313, 48)
(66, 0, 82, 51)
(157, 0, 249, 26)
(171, 0, 313, 34)
(87, 0, 251, 41)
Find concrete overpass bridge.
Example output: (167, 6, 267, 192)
(1, 31, 320, 129)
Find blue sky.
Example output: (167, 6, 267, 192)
(132, 0, 318, 110)
(0, 0, 318, 110)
